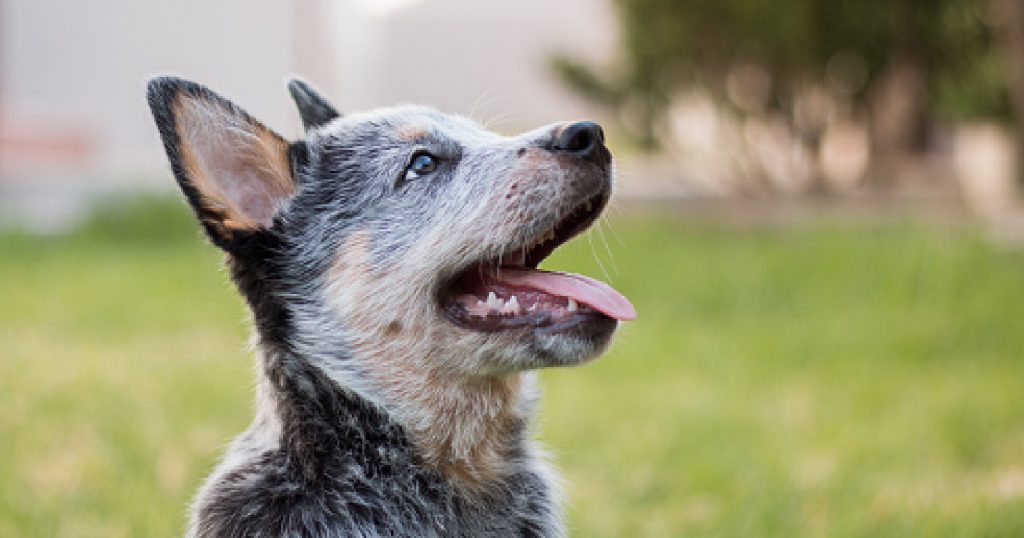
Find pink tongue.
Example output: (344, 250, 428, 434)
(496, 268, 636, 321)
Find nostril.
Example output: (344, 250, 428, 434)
(566, 128, 593, 152)
(551, 121, 606, 159)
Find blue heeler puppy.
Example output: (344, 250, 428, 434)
(146, 76, 636, 537)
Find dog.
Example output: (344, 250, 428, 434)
(146, 76, 635, 537)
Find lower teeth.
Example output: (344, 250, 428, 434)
(467, 294, 581, 319)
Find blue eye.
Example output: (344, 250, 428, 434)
(404, 152, 437, 181)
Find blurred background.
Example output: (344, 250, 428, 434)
(2, 0, 1024, 536)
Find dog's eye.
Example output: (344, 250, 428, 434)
(404, 152, 438, 181)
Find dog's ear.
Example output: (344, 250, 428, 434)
(146, 77, 296, 249)
(287, 78, 340, 131)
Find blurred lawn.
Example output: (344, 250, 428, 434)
(2, 197, 1023, 537)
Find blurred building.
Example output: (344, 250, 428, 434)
(0, 0, 616, 183)
(0, 0, 616, 229)
(315, 0, 617, 129)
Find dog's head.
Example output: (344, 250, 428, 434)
(147, 77, 634, 382)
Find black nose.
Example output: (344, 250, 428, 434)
(551, 121, 608, 165)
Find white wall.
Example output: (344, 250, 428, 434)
(1, 0, 298, 182)
(0, 0, 617, 185)
(325, 0, 618, 132)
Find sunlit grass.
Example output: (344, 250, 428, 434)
(2, 197, 1023, 536)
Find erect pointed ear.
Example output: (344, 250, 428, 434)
(146, 76, 296, 249)
(287, 78, 340, 131)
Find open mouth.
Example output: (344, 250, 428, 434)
(442, 191, 636, 333)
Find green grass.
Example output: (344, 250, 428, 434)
(2, 197, 1023, 537)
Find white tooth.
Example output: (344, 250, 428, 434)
(504, 295, 521, 315)
(567, 298, 578, 312)
(528, 304, 537, 312)
(486, 292, 502, 310)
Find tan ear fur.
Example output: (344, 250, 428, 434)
(172, 95, 293, 231)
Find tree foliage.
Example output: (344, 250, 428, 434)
(554, 0, 1008, 152)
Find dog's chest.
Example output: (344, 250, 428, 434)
(194, 444, 556, 537)
(191, 380, 559, 538)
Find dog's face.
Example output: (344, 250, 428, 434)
(147, 77, 634, 382)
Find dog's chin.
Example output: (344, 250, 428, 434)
(467, 314, 618, 372)
(526, 313, 618, 367)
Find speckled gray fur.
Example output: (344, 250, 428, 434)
(146, 76, 618, 537)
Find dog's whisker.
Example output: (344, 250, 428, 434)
(482, 109, 515, 131)
(586, 228, 614, 284)
(468, 85, 501, 124)
(594, 219, 620, 277)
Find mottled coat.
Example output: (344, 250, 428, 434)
(146, 76, 621, 537)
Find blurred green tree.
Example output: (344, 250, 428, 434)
(554, 0, 1013, 187)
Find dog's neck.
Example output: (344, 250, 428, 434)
(258, 341, 534, 492)
(365, 360, 534, 490)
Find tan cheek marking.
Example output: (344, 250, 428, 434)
(327, 230, 375, 319)
(328, 231, 371, 281)
(327, 229, 425, 352)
